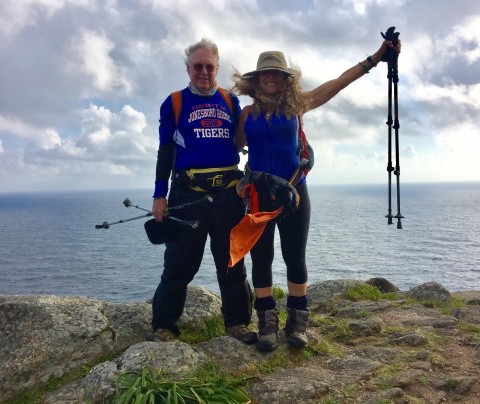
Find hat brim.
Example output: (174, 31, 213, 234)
(242, 67, 297, 79)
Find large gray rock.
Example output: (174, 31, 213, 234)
(83, 341, 208, 402)
(178, 286, 222, 328)
(407, 281, 452, 302)
(0, 285, 222, 402)
(308, 279, 365, 305)
(0, 295, 150, 401)
(7, 279, 480, 404)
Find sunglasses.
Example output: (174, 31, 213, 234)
(192, 63, 216, 73)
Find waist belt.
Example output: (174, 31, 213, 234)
(176, 165, 243, 193)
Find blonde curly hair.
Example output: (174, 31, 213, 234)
(231, 67, 310, 119)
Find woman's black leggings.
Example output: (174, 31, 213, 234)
(250, 181, 311, 288)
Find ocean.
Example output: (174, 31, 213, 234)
(1, 182, 479, 303)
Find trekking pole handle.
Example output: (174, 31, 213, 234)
(381, 26, 400, 62)
(123, 198, 151, 213)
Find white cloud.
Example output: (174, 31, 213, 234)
(0, 115, 61, 149)
(433, 122, 479, 179)
(68, 29, 134, 95)
(78, 104, 150, 155)
(0, 0, 479, 192)
(444, 15, 480, 64)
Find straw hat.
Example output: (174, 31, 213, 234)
(243, 51, 297, 78)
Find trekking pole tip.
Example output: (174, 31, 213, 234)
(395, 213, 403, 229)
(95, 221, 110, 229)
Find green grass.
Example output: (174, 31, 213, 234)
(244, 351, 289, 374)
(418, 374, 430, 386)
(179, 315, 225, 344)
(272, 285, 287, 300)
(320, 384, 358, 404)
(444, 377, 462, 392)
(342, 284, 383, 301)
(321, 396, 340, 404)
(115, 363, 252, 403)
(303, 335, 344, 359)
(456, 320, 480, 334)
(323, 319, 354, 341)
(413, 295, 466, 315)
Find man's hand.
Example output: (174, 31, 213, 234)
(152, 198, 168, 222)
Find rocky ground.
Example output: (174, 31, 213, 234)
(2, 280, 480, 403)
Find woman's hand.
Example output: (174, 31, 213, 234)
(372, 39, 401, 64)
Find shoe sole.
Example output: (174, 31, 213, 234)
(145, 331, 176, 342)
(225, 330, 258, 345)
(238, 336, 258, 345)
(287, 336, 308, 348)
(256, 341, 278, 352)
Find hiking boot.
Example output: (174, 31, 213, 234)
(256, 308, 279, 352)
(225, 324, 257, 344)
(285, 308, 309, 348)
(145, 328, 177, 342)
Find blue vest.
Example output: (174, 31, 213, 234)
(244, 113, 301, 181)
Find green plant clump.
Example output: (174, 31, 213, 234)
(443, 377, 461, 392)
(272, 285, 287, 300)
(343, 284, 383, 301)
(115, 366, 252, 403)
(179, 315, 225, 344)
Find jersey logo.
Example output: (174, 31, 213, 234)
(171, 87, 236, 127)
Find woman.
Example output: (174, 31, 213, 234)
(233, 39, 401, 351)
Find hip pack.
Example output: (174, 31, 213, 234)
(236, 167, 300, 216)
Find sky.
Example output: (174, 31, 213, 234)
(0, 0, 479, 193)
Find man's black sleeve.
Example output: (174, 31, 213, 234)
(155, 143, 175, 180)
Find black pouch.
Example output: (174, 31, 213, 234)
(144, 218, 178, 244)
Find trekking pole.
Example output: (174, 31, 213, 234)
(381, 27, 403, 229)
(95, 213, 152, 229)
(385, 47, 394, 225)
(95, 211, 199, 229)
(95, 197, 210, 230)
(391, 45, 404, 229)
(123, 195, 213, 214)
(122, 197, 202, 229)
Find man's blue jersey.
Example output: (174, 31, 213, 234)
(159, 88, 241, 170)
